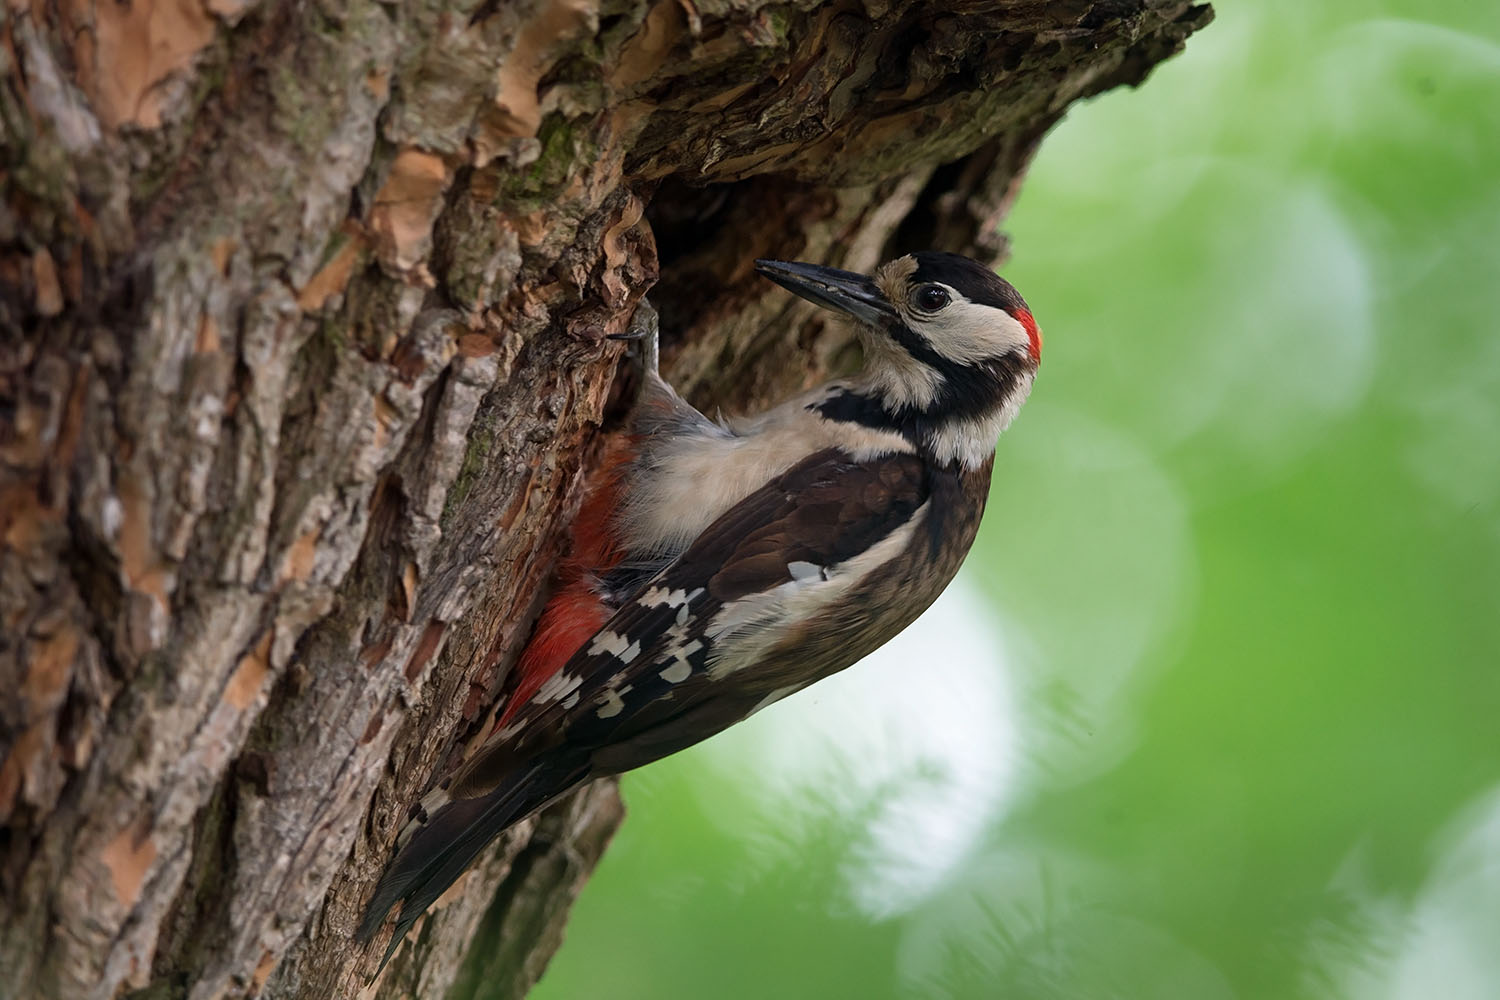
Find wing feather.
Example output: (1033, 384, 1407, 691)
(498, 446, 929, 765)
(359, 446, 928, 966)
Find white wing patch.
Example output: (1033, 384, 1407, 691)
(534, 670, 584, 704)
(787, 560, 827, 582)
(596, 684, 635, 719)
(638, 585, 704, 608)
(704, 505, 928, 680)
(588, 629, 641, 664)
(659, 657, 694, 684)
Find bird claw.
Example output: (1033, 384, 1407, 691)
(609, 299, 661, 380)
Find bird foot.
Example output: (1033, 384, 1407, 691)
(608, 298, 661, 381)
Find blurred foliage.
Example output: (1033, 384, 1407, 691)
(531, 2, 1500, 998)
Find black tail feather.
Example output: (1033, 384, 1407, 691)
(357, 758, 589, 975)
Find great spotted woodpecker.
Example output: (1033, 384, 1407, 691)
(357, 252, 1042, 966)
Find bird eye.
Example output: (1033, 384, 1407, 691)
(915, 284, 951, 312)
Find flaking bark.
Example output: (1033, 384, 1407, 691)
(0, 1, 1209, 997)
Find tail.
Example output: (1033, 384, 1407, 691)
(357, 756, 590, 974)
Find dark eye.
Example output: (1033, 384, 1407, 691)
(915, 284, 951, 312)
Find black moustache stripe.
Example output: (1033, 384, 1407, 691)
(812, 348, 1027, 451)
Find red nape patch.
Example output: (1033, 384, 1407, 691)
(1016, 308, 1042, 363)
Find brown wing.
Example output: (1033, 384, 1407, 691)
(493, 445, 929, 771)
(358, 446, 929, 962)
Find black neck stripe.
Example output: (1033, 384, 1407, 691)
(811, 351, 1025, 450)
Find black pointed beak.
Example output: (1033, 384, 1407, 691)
(754, 259, 895, 325)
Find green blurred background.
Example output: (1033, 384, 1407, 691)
(533, 1, 1500, 997)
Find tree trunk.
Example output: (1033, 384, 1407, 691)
(0, 1, 1209, 997)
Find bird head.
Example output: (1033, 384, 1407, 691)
(754, 252, 1041, 467)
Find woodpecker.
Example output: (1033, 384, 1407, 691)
(357, 251, 1042, 967)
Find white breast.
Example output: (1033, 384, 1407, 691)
(617, 384, 912, 559)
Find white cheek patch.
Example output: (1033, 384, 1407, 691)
(916, 297, 1031, 365)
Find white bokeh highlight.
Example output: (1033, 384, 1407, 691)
(1323, 786, 1500, 1000)
(696, 576, 1022, 918)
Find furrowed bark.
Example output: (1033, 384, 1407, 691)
(0, 1, 1209, 997)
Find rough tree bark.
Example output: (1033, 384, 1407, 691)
(0, 1, 1209, 997)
